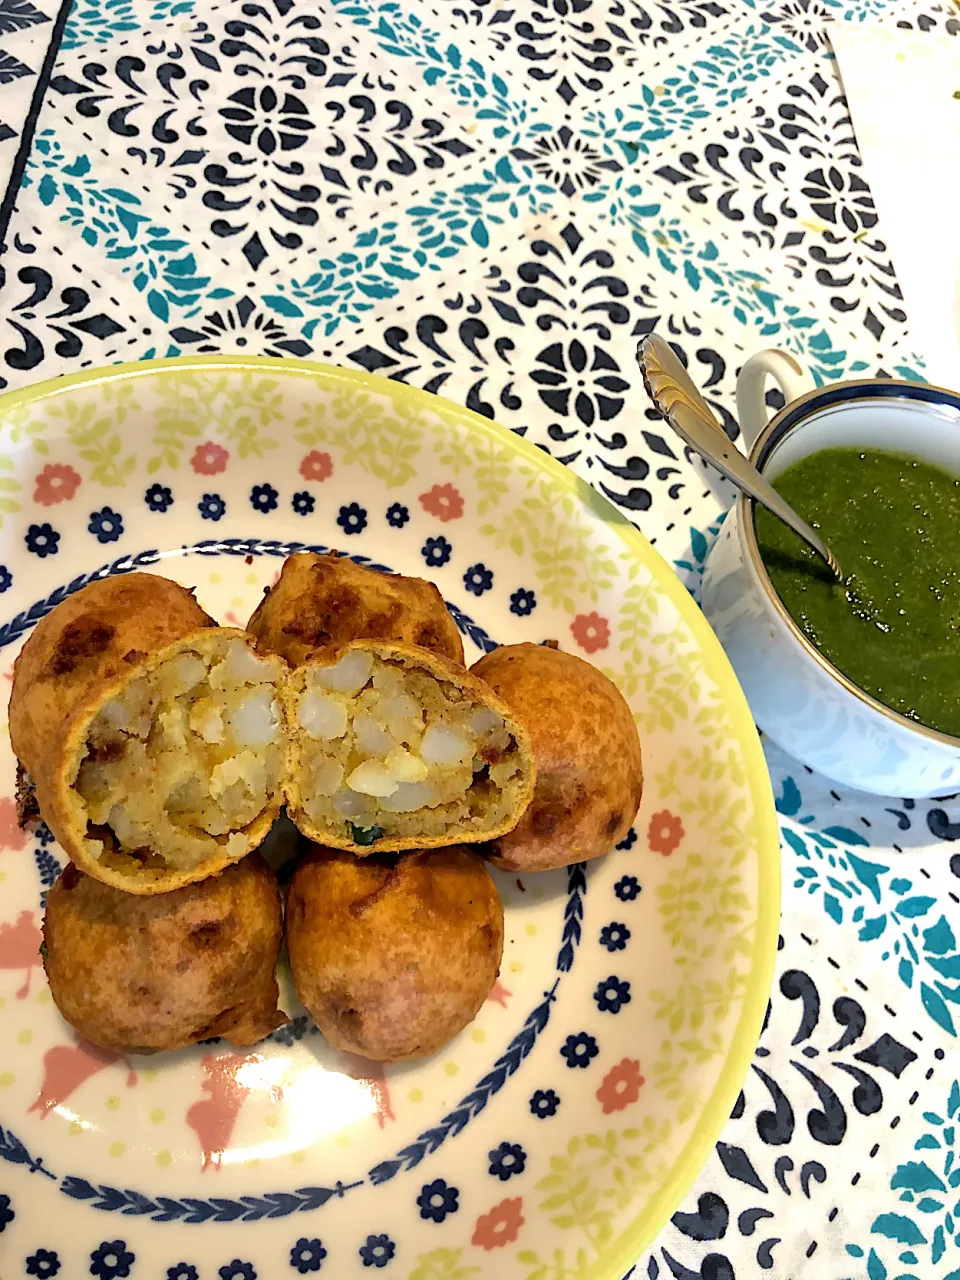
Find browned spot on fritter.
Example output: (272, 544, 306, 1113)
(349, 865, 400, 918)
(122, 648, 146, 665)
(531, 806, 561, 837)
(15, 762, 39, 827)
(605, 810, 623, 836)
(61, 862, 81, 891)
(541, 638, 560, 650)
(47, 618, 116, 676)
(190, 921, 223, 947)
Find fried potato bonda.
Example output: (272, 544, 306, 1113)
(471, 643, 643, 871)
(10, 573, 287, 894)
(43, 853, 286, 1053)
(284, 640, 535, 853)
(248, 551, 464, 667)
(286, 844, 503, 1061)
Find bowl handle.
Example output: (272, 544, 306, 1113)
(736, 350, 816, 451)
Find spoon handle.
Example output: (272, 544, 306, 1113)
(638, 335, 842, 581)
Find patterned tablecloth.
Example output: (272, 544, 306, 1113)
(2, 0, 960, 1275)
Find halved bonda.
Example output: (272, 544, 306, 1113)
(284, 640, 535, 853)
(10, 573, 287, 894)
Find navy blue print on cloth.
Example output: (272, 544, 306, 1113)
(0, 1193, 12, 1230)
(25, 523, 59, 557)
(359, 1235, 395, 1269)
(144, 483, 173, 512)
(594, 976, 631, 1014)
(416, 1179, 459, 1223)
(89, 1241, 135, 1280)
(250, 483, 278, 513)
(0, 566, 11, 593)
(88, 507, 123, 543)
(509, 587, 536, 616)
(617, 828, 637, 851)
(560, 1033, 599, 1069)
(26, 1251, 61, 1279)
(530, 1088, 560, 1118)
(292, 491, 315, 516)
(463, 563, 493, 596)
(488, 1142, 526, 1180)
(614, 875, 641, 902)
(385, 503, 409, 528)
(422, 536, 452, 567)
(166, 1268, 198, 1280)
(337, 503, 367, 535)
(289, 1237, 326, 1273)
(599, 922, 630, 952)
(199, 493, 226, 521)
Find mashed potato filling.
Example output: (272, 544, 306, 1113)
(75, 638, 283, 869)
(295, 650, 524, 841)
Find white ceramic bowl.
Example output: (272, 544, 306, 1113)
(701, 350, 960, 798)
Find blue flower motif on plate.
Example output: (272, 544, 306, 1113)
(251, 484, 279, 513)
(0, 1193, 12, 1230)
(90, 1240, 135, 1280)
(292, 491, 315, 517)
(530, 1088, 560, 1118)
(422, 536, 451, 567)
(0, 565, 11, 593)
(166, 1267, 198, 1280)
(509, 587, 536, 616)
(199, 493, 226, 521)
(416, 1179, 459, 1223)
(88, 507, 124, 544)
(289, 1238, 326, 1273)
(26, 1250, 60, 1278)
(463, 563, 493, 596)
(599, 922, 630, 952)
(614, 875, 641, 902)
(144, 483, 173, 512)
(218, 1263, 257, 1280)
(359, 1235, 395, 1268)
(25, 523, 60, 557)
(594, 976, 631, 1014)
(386, 503, 409, 528)
(337, 503, 367, 535)
(560, 1033, 599, 1069)
(616, 827, 637, 851)
(488, 1141, 526, 1180)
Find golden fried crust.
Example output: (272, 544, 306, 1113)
(43, 854, 286, 1054)
(471, 644, 643, 871)
(11, 573, 213, 769)
(283, 639, 536, 854)
(286, 844, 503, 1061)
(247, 552, 464, 667)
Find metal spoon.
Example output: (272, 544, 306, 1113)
(637, 333, 843, 582)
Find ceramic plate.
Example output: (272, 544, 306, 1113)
(0, 359, 779, 1280)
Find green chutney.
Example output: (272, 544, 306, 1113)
(754, 447, 960, 738)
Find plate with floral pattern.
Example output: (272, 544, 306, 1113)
(0, 358, 779, 1280)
